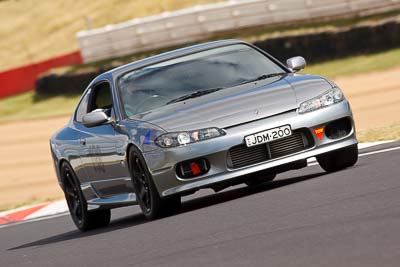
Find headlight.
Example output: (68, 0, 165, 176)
(155, 127, 225, 148)
(298, 87, 344, 114)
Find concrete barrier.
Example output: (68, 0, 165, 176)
(77, 0, 400, 63)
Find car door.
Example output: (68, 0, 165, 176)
(76, 80, 131, 197)
(72, 88, 93, 184)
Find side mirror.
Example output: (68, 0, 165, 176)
(82, 110, 110, 128)
(286, 56, 306, 72)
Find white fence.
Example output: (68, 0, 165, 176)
(77, 0, 400, 63)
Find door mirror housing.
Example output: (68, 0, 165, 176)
(286, 56, 306, 72)
(82, 110, 111, 128)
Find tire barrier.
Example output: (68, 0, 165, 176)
(0, 51, 82, 98)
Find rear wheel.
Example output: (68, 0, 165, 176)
(245, 171, 276, 187)
(128, 147, 181, 220)
(317, 144, 358, 173)
(61, 162, 111, 232)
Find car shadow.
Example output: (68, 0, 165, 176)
(180, 171, 326, 214)
(8, 171, 325, 251)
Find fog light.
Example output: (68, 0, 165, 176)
(325, 117, 352, 139)
(190, 162, 201, 175)
(176, 158, 210, 179)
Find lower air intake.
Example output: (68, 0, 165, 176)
(228, 130, 313, 169)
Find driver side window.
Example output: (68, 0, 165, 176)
(88, 81, 114, 118)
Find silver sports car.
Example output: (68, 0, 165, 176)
(50, 40, 358, 231)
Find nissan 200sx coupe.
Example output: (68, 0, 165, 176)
(51, 40, 358, 231)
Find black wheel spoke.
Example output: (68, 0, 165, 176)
(62, 165, 84, 223)
(136, 159, 146, 177)
(61, 163, 111, 232)
(138, 185, 146, 199)
(131, 153, 152, 212)
(140, 175, 148, 187)
(64, 171, 75, 187)
(142, 189, 150, 207)
(72, 200, 79, 215)
(66, 190, 75, 198)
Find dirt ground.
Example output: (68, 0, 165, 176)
(1, 67, 399, 210)
(335, 67, 400, 130)
(0, 117, 69, 209)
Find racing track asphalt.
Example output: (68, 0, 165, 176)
(1, 141, 400, 267)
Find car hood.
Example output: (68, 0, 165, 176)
(131, 74, 333, 131)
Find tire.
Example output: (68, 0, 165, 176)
(61, 162, 111, 232)
(128, 147, 181, 220)
(316, 144, 358, 173)
(245, 171, 276, 187)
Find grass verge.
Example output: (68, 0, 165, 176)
(0, 91, 80, 123)
(357, 123, 400, 143)
(303, 47, 400, 78)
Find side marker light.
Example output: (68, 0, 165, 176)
(313, 126, 325, 141)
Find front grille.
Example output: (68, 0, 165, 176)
(228, 130, 313, 169)
(269, 131, 306, 158)
(228, 143, 269, 169)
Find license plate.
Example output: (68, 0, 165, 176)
(245, 125, 292, 147)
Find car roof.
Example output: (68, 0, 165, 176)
(104, 39, 247, 78)
(90, 39, 288, 87)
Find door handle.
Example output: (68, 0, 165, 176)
(79, 139, 86, 146)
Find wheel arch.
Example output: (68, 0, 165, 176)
(126, 143, 144, 171)
(57, 158, 74, 191)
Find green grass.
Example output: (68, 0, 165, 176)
(0, 91, 80, 123)
(303, 47, 400, 78)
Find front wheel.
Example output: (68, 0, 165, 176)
(317, 144, 358, 173)
(61, 162, 110, 232)
(128, 147, 181, 220)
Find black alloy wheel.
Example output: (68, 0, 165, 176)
(317, 144, 358, 172)
(130, 152, 152, 213)
(61, 162, 110, 232)
(128, 147, 181, 220)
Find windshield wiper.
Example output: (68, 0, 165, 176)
(236, 72, 287, 86)
(166, 87, 224, 105)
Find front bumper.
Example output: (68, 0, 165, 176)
(143, 100, 357, 197)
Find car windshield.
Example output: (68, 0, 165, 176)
(118, 44, 286, 117)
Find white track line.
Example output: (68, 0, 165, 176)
(357, 146, 400, 157)
(357, 140, 396, 150)
(307, 140, 397, 164)
(308, 145, 400, 166)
